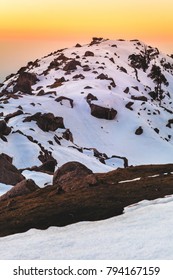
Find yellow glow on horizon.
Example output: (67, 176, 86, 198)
(0, 0, 173, 42)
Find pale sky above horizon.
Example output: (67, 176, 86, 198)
(0, 0, 173, 81)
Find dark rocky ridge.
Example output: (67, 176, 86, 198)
(0, 161, 173, 237)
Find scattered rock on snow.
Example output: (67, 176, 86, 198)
(135, 126, 143, 135)
(23, 112, 65, 131)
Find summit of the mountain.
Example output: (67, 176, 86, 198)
(0, 37, 173, 180)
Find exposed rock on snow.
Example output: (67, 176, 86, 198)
(23, 112, 65, 131)
(13, 71, 38, 94)
(1, 163, 173, 237)
(0, 153, 24, 185)
(90, 103, 117, 120)
(0, 120, 11, 137)
(135, 126, 143, 135)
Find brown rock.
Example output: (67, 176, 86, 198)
(125, 102, 134, 111)
(23, 112, 65, 131)
(0, 179, 39, 202)
(135, 126, 143, 135)
(86, 93, 98, 104)
(53, 161, 97, 191)
(13, 71, 38, 94)
(131, 95, 148, 102)
(0, 154, 24, 185)
(30, 159, 57, 173)
(63, 60, 81, 71)
(84, 51, 94, 57)
(55, 96, 74, 108)
(4, 110, 23, 122)
(124, 87, 130, 93)
(0, 120, 11, 136)
(90, 103, 117, 120)
(62, 129, 73, 142)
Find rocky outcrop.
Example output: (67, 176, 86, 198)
(0, 120, 11, 136)
(90, 103, 117, 120)
(63, 60, 81, 71)
(0, 179, 39, 202)
(23, 112, 65, 131)
(53, 161, 97, 191)
(13, 71, 38, 94)
(1, 163, 173, 237)
(0, 153, 24, 185)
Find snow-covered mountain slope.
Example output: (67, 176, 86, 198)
(0, 194, 173, 260)
(0, 37, 173, 179)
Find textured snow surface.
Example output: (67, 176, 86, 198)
(0, 195, 173, 260)
(1, 39, 173, 177)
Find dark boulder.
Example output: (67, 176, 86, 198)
(23, 112, 65, 131)
(0, 153, 24, 185)
(135, 126, 143, 135)
(131, 95, 148, 102)
(53, 161, 97, 191)
(90, 103, 117, 120)
(63, 60, 81, 71)
(13, 71, 38, 94)
(124, 87, 129, 93)
(0, 120, 11, 136)
(62, 129, 73, 142)
(86, 93, 98, 104)
(84, 51, 94, 57)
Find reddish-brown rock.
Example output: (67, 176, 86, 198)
(23, 112, 65, 131)
(0, 120, 11, 136)
(55, 96, 74, 108)
(0, 179, 39, 202)
(90, 103, 117, 120)
(53, 161, 97, 191)
(0, 154, 24, 185)
(13, 71, 38, 94)
(63, 60, 81, 71)
(84, 51, 94, 57)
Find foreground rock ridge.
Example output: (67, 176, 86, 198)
(1, 161, 173, 237)
(0, 37, 173, 236)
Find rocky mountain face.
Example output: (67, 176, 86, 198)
(0, 38, 173, 235)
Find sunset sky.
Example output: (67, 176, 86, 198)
(0, 0, 173, 81)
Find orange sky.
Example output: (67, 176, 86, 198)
(0, 0, 173, 81)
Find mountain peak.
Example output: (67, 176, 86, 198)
(0, 38, 173, 175)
